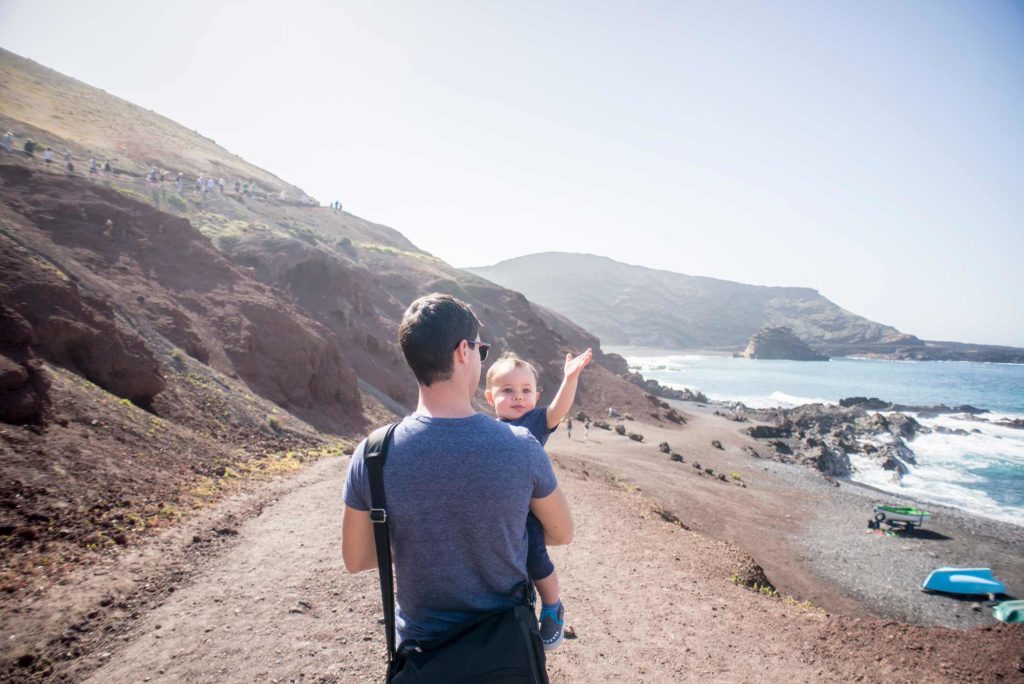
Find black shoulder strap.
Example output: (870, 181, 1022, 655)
(364, 422, 400, 662)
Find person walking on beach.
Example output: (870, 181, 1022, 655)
(343, 293, 571, 677)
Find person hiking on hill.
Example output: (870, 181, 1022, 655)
(103, 160, 112, 173)
(2, 132, 12, 154)
(484, 347, 592, 650)
(89, 158, 98, 174)
(566, 418, 573, 440)
(343, 294, 573, 668)
(43, 147, 53, 164)
(584, 419, 590, 441)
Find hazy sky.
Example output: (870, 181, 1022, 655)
(2, 1, 1022, 346)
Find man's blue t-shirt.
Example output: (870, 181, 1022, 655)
(503, 407, 556, 446)
(344, 412, 558, 644)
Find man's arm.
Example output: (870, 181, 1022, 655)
(341, 505, 377, 573)
(545, 348, 593, 429)
(530, 486, 574, 546)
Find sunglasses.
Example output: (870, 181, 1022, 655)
(465, 340, 491, 362)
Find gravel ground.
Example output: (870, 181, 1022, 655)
(786, 470, 1024, 629)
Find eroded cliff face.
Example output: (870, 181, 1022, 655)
(0, 165, 362, 429)
(225, 227, 657, 418)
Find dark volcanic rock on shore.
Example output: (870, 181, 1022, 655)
(743, 403, 927, 480)
(739, 326, 829, 361)
(839, 396, 987, 415)
(623, 371, 709, 404)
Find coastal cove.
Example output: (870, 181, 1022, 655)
(613, 349, 1024, 526)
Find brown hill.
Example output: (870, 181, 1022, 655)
(468, 252, 920, 351)
(0, 162, 388, 585)
(0, 48, 654, 419)
(0, 48, 661, 595)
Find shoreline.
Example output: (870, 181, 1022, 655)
(611, 348, 1024, 526)
(546, 403, 1024, 630)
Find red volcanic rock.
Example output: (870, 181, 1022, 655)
(0, 165, 360, 429)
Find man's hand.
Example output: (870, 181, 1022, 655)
(563, 348, 593, 380)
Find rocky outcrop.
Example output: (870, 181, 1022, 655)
(743, 403, 927, 480)
(840, 396, 987, 415)
(0, 226, 166, 408)
(623, 371, 709, 403)
(0, 305, 49, 425)
(739, 327, 829, 361)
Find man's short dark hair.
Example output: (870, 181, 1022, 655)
(399, 293, 481, 386)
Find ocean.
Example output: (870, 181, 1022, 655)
(611, 349, 1024, 526)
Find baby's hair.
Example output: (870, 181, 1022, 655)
(485, 350, 539, 389)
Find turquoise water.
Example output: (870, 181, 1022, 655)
(611, 351, 1024, 414)
(613, 349, 1024, 525)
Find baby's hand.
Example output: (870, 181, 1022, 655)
(563, 348, 593, 379)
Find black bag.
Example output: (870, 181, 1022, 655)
(363, 424, 549, 684)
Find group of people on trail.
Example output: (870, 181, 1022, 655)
(3, 131, 342, 209)
(4, 130, 114, 177)
(343, 293, 590, 681)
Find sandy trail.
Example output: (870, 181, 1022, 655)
(82, 453, 1022, 683)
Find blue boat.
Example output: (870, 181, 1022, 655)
(922, 567, 1006, 596)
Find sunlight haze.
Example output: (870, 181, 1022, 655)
(1, 0, 1021, 345)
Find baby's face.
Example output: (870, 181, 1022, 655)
(486, 366, 539, 420)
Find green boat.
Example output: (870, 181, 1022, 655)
(993, 600, 1024, 624)
(872, 504, 931, 528)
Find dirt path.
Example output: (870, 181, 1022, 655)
(79, 454, 1021, 683)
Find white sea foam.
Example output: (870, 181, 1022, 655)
(849, 416, 1024, 526)
(624, 353, 708, 371)
(703, 391, 835, 409)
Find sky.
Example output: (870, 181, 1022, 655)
(1, 1, 1022, 346)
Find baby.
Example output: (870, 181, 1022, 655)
(485, 347, 593, 650)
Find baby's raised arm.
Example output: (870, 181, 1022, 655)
(545, 348, 593, 429)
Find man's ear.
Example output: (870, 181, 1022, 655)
(452, 340, 468, 366)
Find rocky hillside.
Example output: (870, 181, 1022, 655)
(0, 160, 403, 582)
(468, 252, 919, 351)
(0, 49, 669, 588)
(0, 49, 657, 417)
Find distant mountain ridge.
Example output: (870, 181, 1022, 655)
(468, 252, 919, 351)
